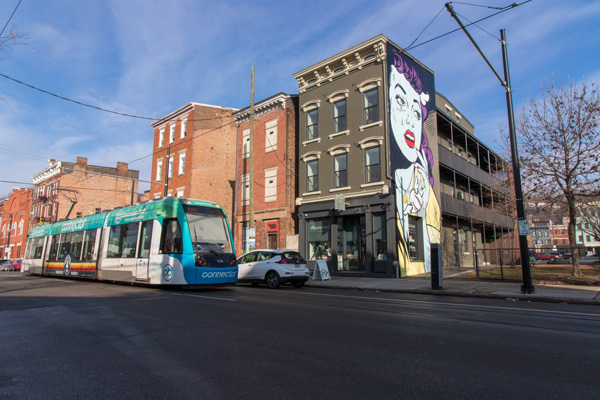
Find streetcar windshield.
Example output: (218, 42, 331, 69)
(184, 205, 232, 255)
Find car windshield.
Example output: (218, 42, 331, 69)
(184, 205, 233, 255)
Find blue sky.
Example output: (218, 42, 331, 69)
(1, 0, 599, 197)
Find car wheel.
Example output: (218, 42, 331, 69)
(292, 281, 305, 288)
(265, 271, 280, 289)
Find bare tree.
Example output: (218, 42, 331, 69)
(517, 79, 600, 275)
(0, 24, 27, 55)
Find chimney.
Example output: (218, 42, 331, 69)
(76, 157, 88, 167)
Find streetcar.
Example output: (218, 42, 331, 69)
(22, 197, 238, 287)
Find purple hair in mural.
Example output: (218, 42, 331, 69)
(391, 51, 434, 187)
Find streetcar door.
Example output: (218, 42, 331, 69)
(135, 220, 153, 280)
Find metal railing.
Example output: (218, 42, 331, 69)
(449, 247, 600, 285)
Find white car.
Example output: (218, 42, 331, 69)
(237, 249, 309, 289)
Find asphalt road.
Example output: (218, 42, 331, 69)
(1, 273, 600, 399)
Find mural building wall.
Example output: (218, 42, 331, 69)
(387, 44, 441, 276)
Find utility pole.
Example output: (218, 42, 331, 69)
(446, 3, 534, 293)
(249, 66, 255, 230)
(164, 147, 170, 197)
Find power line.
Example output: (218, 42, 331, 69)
(1, 0, 22, 37)
(405, 1, 531, 51)
(0, 72, 159, 120)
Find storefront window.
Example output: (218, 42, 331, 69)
(307, 218, 331, 260)
(373, 213, 387, 261)
(408, 216, 423, 261)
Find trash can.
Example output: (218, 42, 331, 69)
(431, 243, 443, 289)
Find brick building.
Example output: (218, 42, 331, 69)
(149, 102, 238, 222)
(0, 188, 33, 259)
(233, 93, 299, 252)
(31, 157, 139, 224)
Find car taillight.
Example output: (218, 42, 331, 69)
(276, 259, 291, 264)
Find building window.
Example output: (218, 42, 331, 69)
(334, 153, 347, 188)
(365, 146, 380, 183)
(373, 213, 387, 261)
(307, 159, 318, 192)
(156, 159, 163, 181)
(241, 174, 249, 205)
(265, 168, 277, 203)
(159, 128, 165, 147)
(181, 118, 187, 138)
(307, 109, 318, 141)
(333, 99, 347, 133)
(307, 218, 331, 261)
(177, 189, 184, 198)
(169, 122, 175, 143)
(242, 129, 250, 159)
(168, 157, 174, 178)
(363, 88, 378, 125)
(265, 120, 277, 152)
(178, 152, 186, 175)
(408, 216, 423, 261)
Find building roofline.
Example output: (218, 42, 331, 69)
(292, 34, 433, 79)
(233, 92, 298, 121)
(151, 102, 239, 127)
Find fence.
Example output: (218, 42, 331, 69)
(452, 247, 600, 285)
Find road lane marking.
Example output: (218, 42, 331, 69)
(243, 288, 600, 318)
(171, 293, 237, 302)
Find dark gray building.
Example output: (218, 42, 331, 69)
(292, 35, 514, 277)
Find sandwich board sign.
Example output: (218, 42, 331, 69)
(312, 260, 331, 281)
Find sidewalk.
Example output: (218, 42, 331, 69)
(305, 272, 600, 305)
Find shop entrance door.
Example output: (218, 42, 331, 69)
(337, 216, 365, 272)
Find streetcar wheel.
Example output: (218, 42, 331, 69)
(265, 272, 280, 289)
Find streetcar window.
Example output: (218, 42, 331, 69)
(107, 223, 140, 258)
(184, 205, 232, 254)
(138, 220, 153, 258)
(26, 237, 45, 259)
(82, 229, 97, 260)
(46, 235, 59, 261)
(59, 232, 83, 261)
(160, 219, 182, 254)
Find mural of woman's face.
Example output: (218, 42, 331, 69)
(389, 67, 422, 163)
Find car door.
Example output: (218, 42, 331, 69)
(237, 252, 258, 280)
(254, 251, 274, 280)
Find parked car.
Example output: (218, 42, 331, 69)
(237, 249, 310, 289)
(537, 253, 559, 261)
(1, 260, 20, 271)
(549, 252, 563, 259)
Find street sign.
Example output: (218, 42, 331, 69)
(517, 219, 530, 236)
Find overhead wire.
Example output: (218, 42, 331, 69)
(1, 0, 22, 37)
(1, 1, 531, 195)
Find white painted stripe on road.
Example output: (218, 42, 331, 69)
(171, 293, 237, 302)
(268, 289, 600, 318)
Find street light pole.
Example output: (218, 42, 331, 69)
(501, 29, 534, 293)
(445, 3, 534, 293)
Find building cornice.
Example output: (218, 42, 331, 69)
(32, 161, 62, 184)
(151, 102, 239, 128)
(233, 93, 294, 125)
